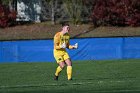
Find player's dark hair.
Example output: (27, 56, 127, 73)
(61, 22, 69, 27)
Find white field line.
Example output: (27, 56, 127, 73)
(0, 80, 138, 89)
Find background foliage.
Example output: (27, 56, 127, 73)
(92, 0, 140, 27)
(0, 0, 16, 27)
(0, 0, 140, 27)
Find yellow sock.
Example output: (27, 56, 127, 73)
(67, 66, 72, 80)
(55, 66, 62, 76)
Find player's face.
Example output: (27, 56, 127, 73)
(63, 26, 70, 34)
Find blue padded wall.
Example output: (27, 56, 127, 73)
(0, 37, 140, 63)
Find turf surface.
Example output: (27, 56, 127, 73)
(0, 59, 140, 93)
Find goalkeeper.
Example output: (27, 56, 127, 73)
(53, 23, 78, 80)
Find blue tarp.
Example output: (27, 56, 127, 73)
(0, 37, 140, 63)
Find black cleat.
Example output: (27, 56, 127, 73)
(68, 78, 72, 81)
(54, 75, 58, 81)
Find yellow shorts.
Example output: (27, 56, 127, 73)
(54, 52, 70, 63)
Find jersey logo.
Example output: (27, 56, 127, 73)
(61, 39, 64, 41)
(58, 58, 62, 61)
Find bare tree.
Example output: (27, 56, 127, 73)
(63, 0, 83, 24)
(44, 0, 58, 24)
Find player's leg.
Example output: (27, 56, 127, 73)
(55, 62, 65, 77)
(54, 56, 65, 80)
(65, 59, 72, 80)
(64, 53, 72, 80)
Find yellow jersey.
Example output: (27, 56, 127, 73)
(53, 32, 73, 56)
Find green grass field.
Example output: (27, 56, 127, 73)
(0, 59, 140, 93)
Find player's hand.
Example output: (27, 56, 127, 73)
(60, 43, 66, 48)
(73, 43, 78, 49)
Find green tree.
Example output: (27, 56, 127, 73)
(63, 0, 83, 24)
(1, 0, 14, 11)
(45, 0, 58, 24)
(1, 0, 7, 5)
(1, 0, 11, 5)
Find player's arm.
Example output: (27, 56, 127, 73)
(67, 41, 78, 49)
(54, 34, 61, 49)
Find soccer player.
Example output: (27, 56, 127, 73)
(53, 23, 78, 80)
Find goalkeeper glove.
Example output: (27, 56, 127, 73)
(73, 43, 78, 49)
(60, 43, 66, 48)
